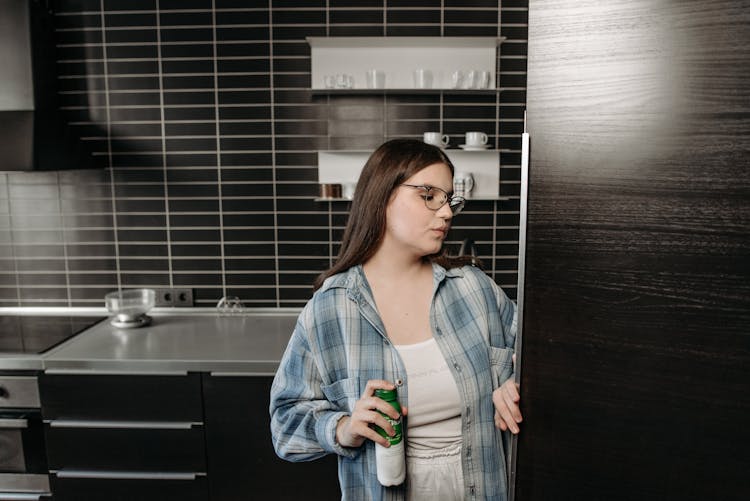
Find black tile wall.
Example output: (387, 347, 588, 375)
(0, 0, 527, 307)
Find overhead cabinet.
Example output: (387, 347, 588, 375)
(307, 37, 503, 92)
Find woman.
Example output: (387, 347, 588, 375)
(270, 138, 522, 500)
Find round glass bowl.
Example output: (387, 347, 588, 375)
(105, 288, 155, 328)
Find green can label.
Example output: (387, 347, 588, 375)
(375, 414, 402, 445)
(373, 388, 402, 445)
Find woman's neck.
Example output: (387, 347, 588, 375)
(363, 250, 430, 284)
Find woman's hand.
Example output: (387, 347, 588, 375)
(493, 378, 522, 434)
(335, 379, 407, 448)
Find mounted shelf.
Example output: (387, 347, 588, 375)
(318, 149, 503, 200)
(307, 37, 504, 92)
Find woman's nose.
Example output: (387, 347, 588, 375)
(436, 201, 453, 219)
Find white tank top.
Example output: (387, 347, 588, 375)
(394, 337, 462, 452)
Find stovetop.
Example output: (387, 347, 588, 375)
(0, 315, 107, 354)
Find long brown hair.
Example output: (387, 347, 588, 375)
(313, 138, 476, 290)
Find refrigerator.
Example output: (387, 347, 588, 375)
(512, 1, 750, 499)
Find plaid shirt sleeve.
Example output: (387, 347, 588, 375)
(269, 308, 359, 462)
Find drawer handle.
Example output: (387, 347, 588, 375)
(0, 418, 28, 429)
(47, 420, 200, 430)
(0, 493, 49, 500)
(54, 470, 201, 480)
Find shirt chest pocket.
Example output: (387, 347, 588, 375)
(321, 377, 361, 413)
(489, 346, 514, 389)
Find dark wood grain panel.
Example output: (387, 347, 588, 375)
(516, 1, 750, 499)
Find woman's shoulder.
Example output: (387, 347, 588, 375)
(299, 266, 357, 317)
(442, 264, 509, 300)
(317, 267, 355, 292)
(444, 263, 495, 285)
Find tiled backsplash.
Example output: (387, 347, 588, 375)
(0, 0, 527, 307)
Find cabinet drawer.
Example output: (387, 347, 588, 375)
(46, 426, 206, 472)
(0, 375, 40, 408)
(39, 374, 202, 421)
(50, 474, 207, 501)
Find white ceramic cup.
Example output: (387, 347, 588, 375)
(365, 69, 385, 89)
(413, 69, 433, 89)
(423, 132, 449, 148)
(465, 131, 488, 147)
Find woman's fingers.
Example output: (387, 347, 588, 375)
(352, 402, 395, 435)
(337, 379, 403, 448)
(494, 409, 509, 431)
(492, 380, 522, 434)
(360, 380, 401, 421)
(348, 410, 394, 447)
(500, 381, 523, 423)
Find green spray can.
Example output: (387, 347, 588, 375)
(373, 388, 405, 486)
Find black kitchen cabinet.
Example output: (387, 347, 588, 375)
(45, 427, 206, 472)
(39, 373, 208, 501)
(38, 372, 340, 501)
(49, 477, 208, 501)
(39, 373, 203, 421)
(203, 374, 340, 501)
(513, 0, 750, 500)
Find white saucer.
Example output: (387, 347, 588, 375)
(459, 144, 490, 150)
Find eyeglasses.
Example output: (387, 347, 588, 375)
(400, 184, 465, 215)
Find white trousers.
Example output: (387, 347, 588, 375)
(405, 444, 464, 501)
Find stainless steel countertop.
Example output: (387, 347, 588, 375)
(0, 353, 44, 370)
(1, 308, 301, 375)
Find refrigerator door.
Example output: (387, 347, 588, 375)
(515, 1, 750, 500)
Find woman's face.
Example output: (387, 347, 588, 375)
(382, 162, 455, 259)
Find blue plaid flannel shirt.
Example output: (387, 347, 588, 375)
(270, 263, 517, 500)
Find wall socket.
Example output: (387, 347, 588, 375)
(154, 288, 194, 307)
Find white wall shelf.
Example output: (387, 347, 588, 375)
(311, 88, 504, 96)
(307, 37, 504, 92)
(317, 149, 503, 200)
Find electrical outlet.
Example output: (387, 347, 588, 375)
(154, 288, 194, 307)
(174, 288, 193, 307)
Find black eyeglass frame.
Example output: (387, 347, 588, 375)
(400, 184, 466, 215)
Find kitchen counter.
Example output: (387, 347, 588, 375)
(0, 353, 44, 370)
(40, 309, 301, 374)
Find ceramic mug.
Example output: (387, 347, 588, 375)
(423, 132, 449, 148)
(465, 131, 488, 147)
